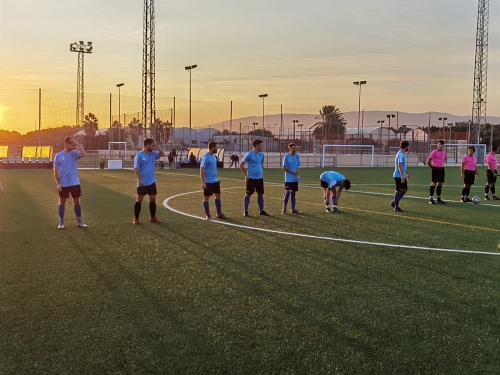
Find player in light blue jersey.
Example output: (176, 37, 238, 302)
(200, 141, 228, 220)
(53, 136, 87, 229)
(240, 139, 268, 216)
(282, 143, 301, 214)
(319, 171, 351, 213)
(133, 138, 165, 224)
(391, 140, 410, 212)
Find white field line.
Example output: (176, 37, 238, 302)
(163, 189, 500, 256)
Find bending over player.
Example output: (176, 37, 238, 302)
(319, 171, 351, 213)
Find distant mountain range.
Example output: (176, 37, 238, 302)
(207, 111, 500, 131)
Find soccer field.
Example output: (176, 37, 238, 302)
(1, 167, 499, 374)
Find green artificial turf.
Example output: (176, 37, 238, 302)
(0, 167, 499, 374)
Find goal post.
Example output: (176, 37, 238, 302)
(321, 144, 375, 168)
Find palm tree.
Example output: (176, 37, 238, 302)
(310, 105, 346, 142)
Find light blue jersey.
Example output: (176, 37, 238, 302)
(283, 153, 301, 183)
(242, 150, 264, 179)
(393, 150, 407, 178)
(134, 151, 160, 186)
(54, 150, 81, 187)
(320, 171, 346, 189)
(201, 153, 218, 183)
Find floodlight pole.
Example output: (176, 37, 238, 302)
(185, 64, 198, 145)
(292, 119, 299, 141)
(353, 81, 367, 145)
(117, 83, 124, 143)
(386, 114, 395, 154)
(259, 94, 268, 137)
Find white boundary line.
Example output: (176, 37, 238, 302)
(163, 189, 500, 257)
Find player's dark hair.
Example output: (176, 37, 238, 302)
(438, 140, 445, 145)
(492, 145, 498, 153)
(208, 141, 217, 150)
(64, 136, 72, 144)
(467, 146, 476, 152)
(288, 143, 296, 149)
(343, 179, 351, 190)
(400, 141, 409, 149)
(144, 138, 154, 147)
(253, 139, 263, 147)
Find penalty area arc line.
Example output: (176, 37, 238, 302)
(163, 190, 500, 257)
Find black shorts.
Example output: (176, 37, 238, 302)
(486, 169, 497, 184)
(394, 177, 408, 191)
(285, 182, 299, 192)
(59, 185, 81, 199)
(463, 170, 476, 185)
(431, 167, 445, 183)
(204, 182, 221, 197)
(246, 178, 264, 195)
(137, 183, 158, 196)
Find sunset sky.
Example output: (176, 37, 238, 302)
(1, 0, 499, 133)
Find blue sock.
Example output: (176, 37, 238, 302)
(74, 205, 81, 221)
(331, 197, 337, 206)
(257, 195, 264, 212)
(203, 201, 210, 217)
(244, 196, 250, 212)
(283, 191, 290, 209)
(58, 205, 65, 222)
(215, 198, 222, 215)
(291, 192, 296, 210)
(394, 191, 404, 207)
(324, 196, 328, 207)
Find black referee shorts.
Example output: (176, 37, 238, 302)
(486, 169, 497, 184)
(463, 170, 476, 185)
(431, 167, 445, 183)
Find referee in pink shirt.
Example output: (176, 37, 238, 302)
(427, 140, 447, 204)
(484, 145, 498, 200)
(460, 146, 479, 203)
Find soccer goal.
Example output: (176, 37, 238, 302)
(433, 143, 487, 166)
(321, 144, 375, 167)
(107, 142, 128, 169)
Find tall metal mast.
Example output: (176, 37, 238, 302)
(70, 41, 93, 138)
(471, 0, 489, 144)
(142, 0, 156, 140)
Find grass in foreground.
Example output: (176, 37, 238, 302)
(0, 167, 499, 374)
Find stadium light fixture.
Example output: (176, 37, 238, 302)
(438, 117, 448, 140)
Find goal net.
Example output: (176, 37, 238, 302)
(431, 143, 487, 166)
(321, 144, 375, 167)
(108, 142, 128, 159)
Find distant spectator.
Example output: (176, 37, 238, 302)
(230, 154, 240, 168)
(171, 149, 177, 159)
(168, 152, 174, 163)
(189, 152, 197, 164)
